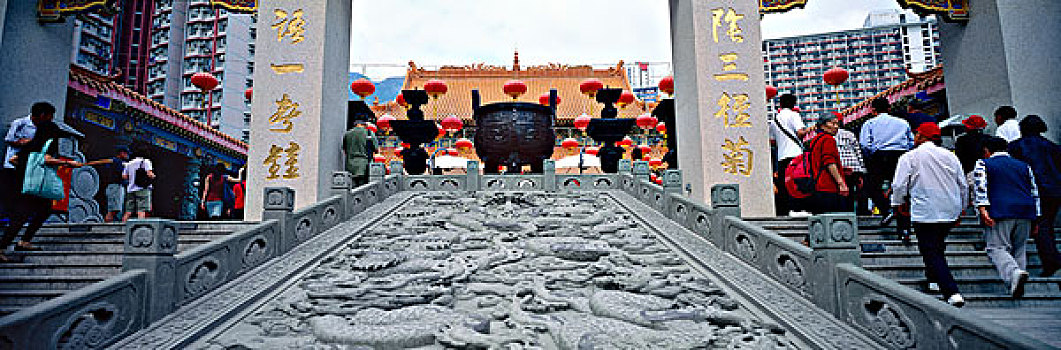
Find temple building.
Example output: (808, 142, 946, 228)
(369, 53, 662, 164)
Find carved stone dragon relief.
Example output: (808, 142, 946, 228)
(204, 192, 796, 349)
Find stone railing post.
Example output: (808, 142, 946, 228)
(466, 161, 481, 191)
(262, 187, 295, 252)
(710, 184, 741, 247)
(632, 161, 650, 183)
(389, 161, 404, 190)
(663, 169, 682, 195)
(122, 219, 179, 323)
(618, 159, 632, 174)
(806, 213, 861, 316)
(368, 162, 386, 184)
(543, 159, 556, 192)
(330, 171, 353, 220)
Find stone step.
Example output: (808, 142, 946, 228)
(0, 275, 108, 290)
(13, 251, 125, 265)
(960, 293, 1061, 308)
(0, 263, 121, 276)
(864, 262, 1048, 279)
(862, 251, 1046, 266)
(0, 289, 67, 307)
(860, 239, 989, 252)
(21, 240, 211, 252)
(895, 276, 1061, 295)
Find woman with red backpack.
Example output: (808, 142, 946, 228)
(801, 114, 852, 213)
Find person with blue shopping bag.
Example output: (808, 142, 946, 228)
(0, 118, 82, 262)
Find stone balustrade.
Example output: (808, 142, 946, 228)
(0, 160, 1048, 349)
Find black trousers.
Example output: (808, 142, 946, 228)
(0, 168, 17, 220)
(806, 191, 853, 214)
(866, 150, 906, 215)
(0, 194, 52, 250)
(774, 157, 794, 215)
(1034, 196, 1061, 271)
(914, 222, 960, 298)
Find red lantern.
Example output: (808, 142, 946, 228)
(579, 79, 604, 97)
(636, 114, 658, 130)
(766, 85, 778, 100)
(823, 68, 849, 86)
(365, 123, 378, 133)
(395, 93, 408, 107)
(455, 138, 474, 149)
(373, 154, 386, 163)
(617, 90, 635, 107)
(441, 115, 463, 132)
(424, 79, 448, 99)
(637, 144, 652, 155)
(395, 147, 404, 157)
(585, 146, 599, 156)
(561, 138, 579, 149)
(649, 158, 662, 167)
(377, 114, 395, 130)
(191, 72, 219, 91)
(350, 78, 375, 99)
(573, 113, 592, 131)
(503, 80, 527, 99)
(539, 92, 561, 106)
(446, 148, 459, 156)
(619, 137, 634, 147)
(401, 142, 411, 148)
(658, 76, 674, 95)
(655, 122, 667, 134)
(642, 154, 651, 161)
(244, 87, 253, 101)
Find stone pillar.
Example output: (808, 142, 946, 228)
(244, 0, 352, 220)
(940, 0, 1061, 140)
(618, 159, 632, 174)
(632, 161, 651, 183)
(261, 187, 295, 251)
(389, 161, 404, 190)
(542, 159, 556, 191)
(330, 171, 352, 219)
(669, 0, 773, 216)
(122, 219, 179, 323)
(0, 1, 74, 128)
(806, 213, 861, 316)
(467, 161, 481, 191)
(368, 163, 386, 184)
(709, 184, 741, 247)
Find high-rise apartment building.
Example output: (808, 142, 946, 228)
(68, 0, 255, 142)
(145, 0, 255, 142)
(762, 10, 941, 120)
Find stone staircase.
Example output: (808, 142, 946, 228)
(0, 222, 256, 316)
(744, 216, 1061, 308)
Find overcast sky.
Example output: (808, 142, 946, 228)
(350, 0, 903, 79)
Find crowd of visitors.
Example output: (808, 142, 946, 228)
(771, 96, 1061, 307)
(1, 102, 247, 260)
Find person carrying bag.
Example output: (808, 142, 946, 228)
(22, 139, 64, 200)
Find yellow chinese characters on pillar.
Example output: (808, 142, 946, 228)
(710, 8, 745, 43)
(271, 8, 306, 44)
(269, 94, 301, 133)
(715, 92, 752, 128)
(263, 142, 301, 180)
(714, 53, 748, 81)
(721, 136, 754, 176)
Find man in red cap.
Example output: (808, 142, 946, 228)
(891, 122, 969, 307)
(955, 115, 991, 174)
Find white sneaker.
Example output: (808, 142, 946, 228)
(1010, 270, 1029, 298)
(946, 294, 965, 308)
(927, 282, 940, 292)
